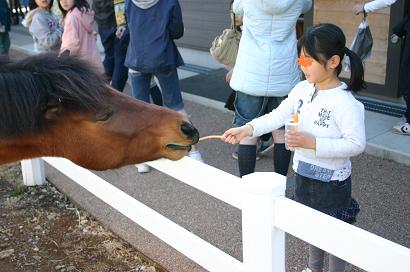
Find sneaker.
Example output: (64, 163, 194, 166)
(231, 150, 261, 161)
(187, 150, 204, 162)
(257, 139, 275, 155)
(136, 163, 150, 173)
(392, 122, 410, 135)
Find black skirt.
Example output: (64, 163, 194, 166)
(293, 174, 360, 224)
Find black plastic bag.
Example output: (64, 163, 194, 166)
(344, 17, 373, 71)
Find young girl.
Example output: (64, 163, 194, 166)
(58, 0, 103, 72)
(223, 23, 366, 272)
(22, 0, 62, 53)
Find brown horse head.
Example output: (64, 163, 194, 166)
(0, 54, 199, 170)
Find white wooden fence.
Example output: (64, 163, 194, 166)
(22, 157, 410, 272)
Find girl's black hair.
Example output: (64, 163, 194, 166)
(58, 0, 90, 18)
(29, 0, 53, 11)
(298, 23, 366, 92)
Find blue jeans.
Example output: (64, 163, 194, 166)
(98, 25, 128, 92)
(233, 91, 284, 127)
(129, 68, 184, 111)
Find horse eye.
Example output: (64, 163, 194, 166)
(96, 110, 114, 122)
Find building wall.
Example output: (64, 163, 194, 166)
(177, 0, 232, 51)
(314, 0, 391, 85)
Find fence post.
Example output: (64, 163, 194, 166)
(21, 159, 46, 186)
(242, 172, 287, 272)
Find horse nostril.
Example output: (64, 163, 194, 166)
(181, 122, 199, 142)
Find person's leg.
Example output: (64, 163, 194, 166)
(308, 244, 325, 272)
(98, 26, 115, 81)
(233, 92, 269, 177)
(129, 71, 152, 103)
(328, 254, 347, 272)
(111, 32, 129, 92)
(130, 71, 155, 173)
(154, 68, 184, 111)
(149, 85, 163, 106)
(0, 34, 4, 55)
(148, 76, 163, 106)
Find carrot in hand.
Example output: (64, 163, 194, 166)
(292, 113, 299, 123)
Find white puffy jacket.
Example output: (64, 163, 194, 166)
(230, 0, 312, 97)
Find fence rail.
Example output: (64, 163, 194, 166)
(22, 157, 410, 272)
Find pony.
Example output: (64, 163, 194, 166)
(0, 54, 199, 170)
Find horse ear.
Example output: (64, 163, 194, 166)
(44, 98, 63, 120)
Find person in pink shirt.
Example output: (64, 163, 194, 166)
(58, 0, 103, 72)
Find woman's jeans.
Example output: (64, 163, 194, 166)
(98, 25, 128, 92)
(129, 68, 184, 111)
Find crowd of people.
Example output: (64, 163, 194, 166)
(0, 0, 409, 271)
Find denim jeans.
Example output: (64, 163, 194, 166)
(98, 25, 128, 92)
(129, 68, 184, 111)
(233, 91, 284, 127)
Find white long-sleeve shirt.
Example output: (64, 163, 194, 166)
(248, 81, 366, 181)
(364, 0, 397, 13)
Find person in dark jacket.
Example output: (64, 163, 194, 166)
(391, 5, 410, 135)
(125, 0, 203, 172)
(0, 0, 11, 56)
(112, 0, 162, 107)
(93, 0, 129, 92)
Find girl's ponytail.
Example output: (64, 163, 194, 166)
(343, 47, 366, 92)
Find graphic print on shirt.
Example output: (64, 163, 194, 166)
(296, 99, 303, 114)
(314, 108, 331, 128)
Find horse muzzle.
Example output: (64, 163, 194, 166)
(165, 122, 199, 151)
(180, 122, 199, 144)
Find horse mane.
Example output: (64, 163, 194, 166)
(0, 53, 109, 137)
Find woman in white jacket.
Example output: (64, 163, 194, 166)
(353, 0, 397, 15)
(229, 0, 311, 177)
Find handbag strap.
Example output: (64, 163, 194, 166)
(231, 12, 237, 32)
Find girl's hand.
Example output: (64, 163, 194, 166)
(286, 130, 316, 150)
(222, 124, 254, 144)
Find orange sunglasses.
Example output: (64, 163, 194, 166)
(297, 55, 313, 68)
